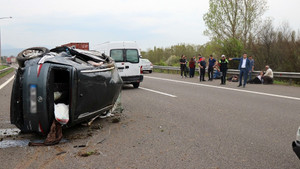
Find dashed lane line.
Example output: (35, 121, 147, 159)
(144, 76, 300, 101)
(139, 87, 177, 98)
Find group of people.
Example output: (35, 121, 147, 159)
(179, 53, 274, 87)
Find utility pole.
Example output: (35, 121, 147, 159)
(0, 16, 12, 63)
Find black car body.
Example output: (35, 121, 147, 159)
(10, 47, 123, 135)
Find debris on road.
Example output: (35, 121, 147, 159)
(73, 145, 86, 148)
(78, 150, 99, 157)
(111, 117, 120, 123)
(56, 151, 67, 156)
(97, 138, 106, 144)
(29, 120, 62, 146)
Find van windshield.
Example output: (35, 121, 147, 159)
(110, 49, 139, 63)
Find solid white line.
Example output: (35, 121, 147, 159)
(139, 87, 177, 98)
(144, 76, 300, 101)
(0, 75, 15, 90)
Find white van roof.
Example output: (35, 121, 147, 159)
(96, 41, 139, 49)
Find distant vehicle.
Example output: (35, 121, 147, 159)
(61, 42, 89, 50)
(6, 57, 12, 64)
(94, 41, 143, 88)
(11, 46, 123, 135)
(292, 126, 300, 159)
(140, 59, 153, 73)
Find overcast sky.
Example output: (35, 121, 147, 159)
(1, 0, 300, 51)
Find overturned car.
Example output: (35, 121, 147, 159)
(10, 46, 123, 135)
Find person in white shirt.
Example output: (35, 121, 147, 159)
(247, 71, 263, 84)
(263, 65, 273, 84)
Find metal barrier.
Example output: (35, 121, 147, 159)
(153, 65, 300, 79)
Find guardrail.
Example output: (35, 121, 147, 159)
(153, 65, 300, 79)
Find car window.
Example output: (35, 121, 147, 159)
(110, 49, 124, 62)
(126, 49, 139, 63)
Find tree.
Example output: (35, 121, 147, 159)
(203, 0, 267, 45)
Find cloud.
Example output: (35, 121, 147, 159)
(1, 0, 299, 53)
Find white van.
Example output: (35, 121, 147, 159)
(94, 41, 143, 88)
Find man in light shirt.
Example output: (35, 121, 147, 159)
(263, 65, 274, 84)
(230, 53, 251, 88)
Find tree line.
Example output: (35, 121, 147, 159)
(142, 0, 300, 72)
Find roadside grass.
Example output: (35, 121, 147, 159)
(0, 68, 14, 79)
(0, 65, 8, 70)
(154, 68, 300, 87)
(274, 80, 300, 87)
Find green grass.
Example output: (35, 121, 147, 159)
(0, 65, 8, 70)
(274, 80, 300, 87)
(0, 68, 14, 78)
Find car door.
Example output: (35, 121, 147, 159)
(75, 68, 108, 119)
(124, 49, 140, 77)
(110, 49, 126, 76)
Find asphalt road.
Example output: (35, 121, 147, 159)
(0, 71, 300, 169)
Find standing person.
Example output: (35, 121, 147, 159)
(248, 55, 255, 81)
(189, 58, 195, 78)
(197, 54, 203, 78)
(193, 56, 197, 62)
(208, 55, 216, 81)
(179, 55, 187, 78)
(218, 55, 229, 85)
(199, 57, 206, 81)
(230, 53, 251, 88)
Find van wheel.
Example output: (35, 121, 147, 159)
(149, 70, 152, 73)
(17, 47, 49, 67)
(132, 82, 140, 88)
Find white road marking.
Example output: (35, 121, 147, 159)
(0, 75, 15, 90)
(139, 87, 177, 98)
(144, 76, 300, 101)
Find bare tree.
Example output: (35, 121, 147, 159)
(203, 0, 267, 45)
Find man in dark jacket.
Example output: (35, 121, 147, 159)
(198, 57, 206, 81)
(218, 55, 229, 85)
(208, 55, 216, 81)
(230, 53, 251, 88)
(179, 55, 187, 78)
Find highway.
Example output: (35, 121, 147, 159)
(0, 71, 300, 168)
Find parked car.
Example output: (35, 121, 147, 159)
(140, 58, 153, 73)
(94, 41, 143, 88)
(292, 126, 300, 159)
(11, 46, 123, 135)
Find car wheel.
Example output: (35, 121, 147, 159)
(132, 82, 140, 88)
(17, 47, 49, 67)
(149, 70, 152, 73)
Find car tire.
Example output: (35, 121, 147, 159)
(132, 82, 140, 88)
(17, 47, 49, 67)
(149, 70, 152, 73)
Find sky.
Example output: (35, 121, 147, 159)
(0, 0, 300, 54)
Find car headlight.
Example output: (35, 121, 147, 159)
(30, 84, 37, 114)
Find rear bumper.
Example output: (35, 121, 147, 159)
(292, 141, 300, 159)
(122, 75, 143, 83)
